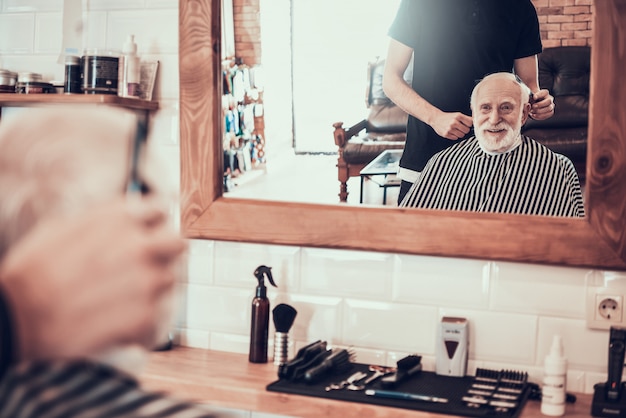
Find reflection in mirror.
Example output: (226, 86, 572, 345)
(398, 73, 585, 218)
(221, 1, 590, 213)
(222, 0, 403, 205)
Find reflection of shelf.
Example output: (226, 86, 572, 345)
(0, 93, 158, 111)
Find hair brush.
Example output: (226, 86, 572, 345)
(272, 303, 298, 366)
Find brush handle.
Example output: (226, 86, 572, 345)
(304, 349, 351, 383)
(273, 332, 289, 365)
(278, 340, 326, 380)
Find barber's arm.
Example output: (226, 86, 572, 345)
(0, 198, 186, 376)
(383, 38, 472, 140)
(514, 55, 555, 120)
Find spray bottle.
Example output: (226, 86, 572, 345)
(249, 265, 277, 363)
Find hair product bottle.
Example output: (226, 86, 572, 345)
(119, 34, 140, 98)
(541, 335, 567, 416)
(249, 265, 277, 363)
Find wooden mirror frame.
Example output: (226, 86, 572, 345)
(179, 0, 626, 270)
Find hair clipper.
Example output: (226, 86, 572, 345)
(607, 326, 626, 401)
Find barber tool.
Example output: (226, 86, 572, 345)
(436, 316, 469, 377)
(380, 354, 422, 389)
(365, 389, 448, 404)
(347, 364, 396, 390)
(304, 348, 354, 384)
(290, 348, 333, 382)
(278, 340, 327, 380)
(272, 303, 297, 366)
(607, 326, 626, 401)
(462, 368, 530, 413)
(592, 327, 626, 417)
(325, 371, 368, 391)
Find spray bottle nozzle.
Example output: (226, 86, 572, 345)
(253, 265, 276, 298)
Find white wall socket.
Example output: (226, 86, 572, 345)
(586, 287, 625, 330)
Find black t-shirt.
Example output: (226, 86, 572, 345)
(388, 0, 542, 174)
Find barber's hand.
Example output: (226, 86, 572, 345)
(0, 197, 187, 361)
(431, 111, 473, 140)
(529, 89, 555, 120)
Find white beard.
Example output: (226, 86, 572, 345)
(475, 121, 522, 154)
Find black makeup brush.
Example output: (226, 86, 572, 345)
(272, 303, 297, 366)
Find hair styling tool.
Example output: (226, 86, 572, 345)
(436, 316, 468, 377)
(277, 340, 327, 380)
(303, 348, 355, 384)
(325, 371, 368, 391)
(347, 365, 396, 391)
(272, 303, 297, 366)
(289, 348, 333, 382)
(607, 326, 626, 401)
(365, 389, 448, 404)
(380, 354, 422, 389)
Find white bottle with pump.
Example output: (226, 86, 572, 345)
(541, 335, 567, 416)
(119, 34, 140, 98)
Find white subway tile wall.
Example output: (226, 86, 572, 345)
(0, 2, 620, 410)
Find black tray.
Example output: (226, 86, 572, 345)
(267, 363, 531, 418)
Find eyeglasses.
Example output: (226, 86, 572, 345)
(126, 117, 151, 195)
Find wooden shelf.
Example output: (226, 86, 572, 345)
(0, 93, 158, 111)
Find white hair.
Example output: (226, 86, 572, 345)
(0, 106, 170, 260)
(470, 72, 531, 111)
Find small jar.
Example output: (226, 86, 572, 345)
(16, 72, 54, 94)
(64, 55, 82, 93)
(82, 49, 120, 95)
(0, 69, 17, 93)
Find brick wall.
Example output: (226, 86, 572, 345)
(232, 0, 261, 65)
(232, 1, 593, 65)
(532, 0, 593, 47)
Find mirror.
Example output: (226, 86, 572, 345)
(179, 0, 626, 270)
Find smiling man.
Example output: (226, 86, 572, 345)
(399, 72, 584, 217)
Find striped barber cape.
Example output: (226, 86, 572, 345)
(399, 135, 585, 217)
(0, 360, 221, 418)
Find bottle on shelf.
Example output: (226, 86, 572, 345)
(119, 35, 141, 98)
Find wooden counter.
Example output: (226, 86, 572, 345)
(140, 347, 593, 418)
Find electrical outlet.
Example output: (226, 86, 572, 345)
(587, 288, 625, 330)
(597, 296, 623, 321)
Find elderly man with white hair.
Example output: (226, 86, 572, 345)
(0, 107, 220, 417)
(399, 72, 584, 217)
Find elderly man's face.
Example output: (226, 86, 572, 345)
(472, 77, 530, 153)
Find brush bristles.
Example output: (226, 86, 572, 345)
(272, 303, 298, 333)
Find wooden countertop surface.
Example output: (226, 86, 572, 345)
(140, 347, 593, 418)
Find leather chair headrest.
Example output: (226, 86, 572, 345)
(538, 46, 590, 97)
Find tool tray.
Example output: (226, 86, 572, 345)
(267, 363, 531, 418)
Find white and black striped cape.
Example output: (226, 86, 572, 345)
(0, 360, 221, 418)
(399, 135, 585, 217)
